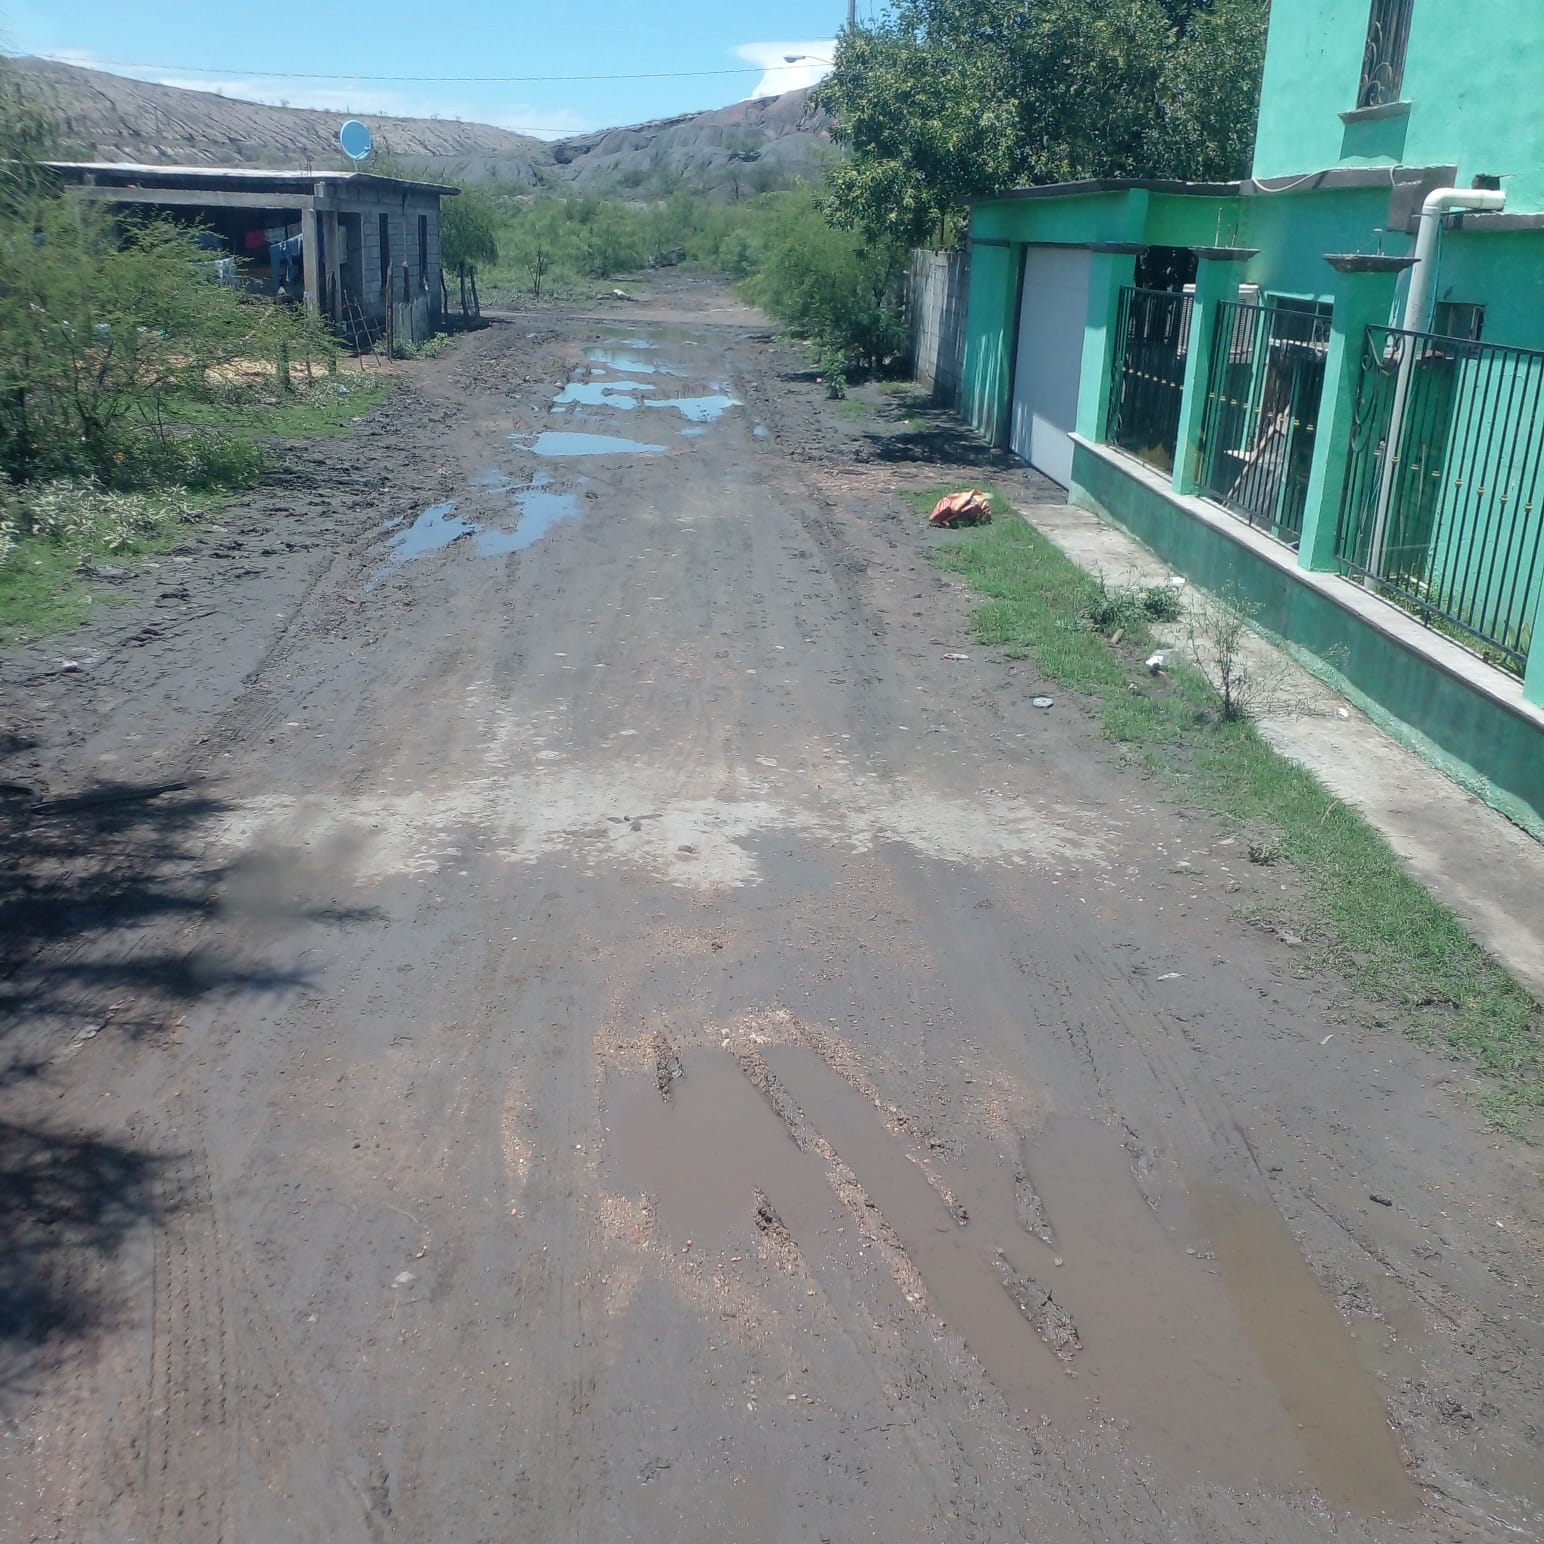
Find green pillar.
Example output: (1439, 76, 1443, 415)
(1172, 249, 1255, 496)
(1523, 588, 1544, 707)
(1075, 245, 1140, 443)
(1296, 255, 1413, 573)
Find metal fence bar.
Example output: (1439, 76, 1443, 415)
(1336, 324, 1544, 674)
(1105, 286, 1193, 474)
(1196, 299, 1331, 547)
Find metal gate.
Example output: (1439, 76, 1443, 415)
(1105, 285, 1194, 474)
(1197, 301, 1331, 547)
(1336, 324, 1544, 675)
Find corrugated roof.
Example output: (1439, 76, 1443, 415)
(44, 161, 460, 195)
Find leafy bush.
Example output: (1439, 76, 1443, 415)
(0, 481, 197, 566)
(0, 198, 329, 489)
(741, 186, 907, 378)
(1141, 582, 1184, 623)
(441, 182, 502, 270)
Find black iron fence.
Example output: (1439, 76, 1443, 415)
(1197, 300, 1332, 547)
(1336, 325, 1544, 675)
(1105, 286, 1194, 473)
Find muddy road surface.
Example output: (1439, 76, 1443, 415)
(2, 280, 1541, 1543)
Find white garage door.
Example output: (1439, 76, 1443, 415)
(1010, 246, 1091, 487)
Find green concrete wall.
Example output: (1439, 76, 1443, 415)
(960, 241, 1018, 446)
(1068, 442, 1544, 838)
(1401, 3, 1544, 212)
(1253, 0, 1370, 179)
(1238, 187, 1406, 302)
(1254, 0, 1544, 211)
(1431, 230, 1544, 351)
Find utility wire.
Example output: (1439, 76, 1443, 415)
(36, 54, 829, 86)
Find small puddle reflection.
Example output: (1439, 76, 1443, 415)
(585, 341, 679, 377)
(386, 500, 476, 561)
(645, 393, 741, 424)
(518, 431, 667, 457)
(476, 487, 582, 555)
(1191, 1179, 1417, 1515)
(553, 379, 656, 409)
(605, 1051, 832, 1242)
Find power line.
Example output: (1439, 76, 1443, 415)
(38, 54, 830, 86)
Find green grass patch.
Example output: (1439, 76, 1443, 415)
(167, 376, 391, 441)
(916, 485, 1544, 1127)
(1, 379, 393, 643)
(0, 485, 204, 642)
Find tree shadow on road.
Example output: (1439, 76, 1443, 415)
(0, 1116, 178, 1403)
(0, 777, 382, 1061)
(860, 410, 1025, 470)
(0, 774, 382, 1394)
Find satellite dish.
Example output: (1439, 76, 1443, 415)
(339, 120, 373, 162)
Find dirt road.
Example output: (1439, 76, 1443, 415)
(2, 278, 1541, 1543)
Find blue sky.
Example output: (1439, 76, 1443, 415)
(0, 1, 868, 138)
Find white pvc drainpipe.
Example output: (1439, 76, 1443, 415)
(1368, 186, 1507, 568)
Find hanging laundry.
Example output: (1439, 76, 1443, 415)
(269, 233, 303, 291)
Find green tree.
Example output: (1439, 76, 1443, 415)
(441, 182, 502, 271)
(817, 0, 1267, 248)
(744, 185, 907, 377)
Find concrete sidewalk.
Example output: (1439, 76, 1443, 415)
(1016, 494, 1544, 1002)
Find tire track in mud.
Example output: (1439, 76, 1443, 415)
(611, 1028, 1067, 1543)
(143, 1093, 392, 1544)
(145, 1135, 235, 1544)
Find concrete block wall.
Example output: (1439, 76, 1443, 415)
(345, 194, 445, 324)
(907, 249, 971, 405)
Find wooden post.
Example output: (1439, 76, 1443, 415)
(277, 338, 291, 393)
(385, 280, 395, 360)
(459, 263, 468, 319)
(469, 265, 480, 319)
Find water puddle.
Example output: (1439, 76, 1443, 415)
(754, 1051, 1418, 1515)
(1189, 1179, 1417, 1514)
(385, 500, 477, 561)
(379, 514, 406, 531)
(471, 468, 515, 492)
(475, 487, 582, 555)
(519, 431, 667, 457)
(553, 379, 656, 410)
(645, 393, 742, 424)
(763, 1044, 1064, 1421)
(679, 426, 707, 438)
(585, 342, 680, 377)
(753, 422, 771, 440)
(605, 1051, 836, 1243)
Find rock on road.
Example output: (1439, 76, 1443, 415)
(1, 279, 1540, 1544)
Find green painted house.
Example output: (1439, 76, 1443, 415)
(959, 0, 1544, 837)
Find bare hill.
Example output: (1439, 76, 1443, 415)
(5, 55, 830, 196)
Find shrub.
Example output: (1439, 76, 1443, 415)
(742, 185, 907, 378)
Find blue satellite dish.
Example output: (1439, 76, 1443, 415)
(339, 120, 373, 162)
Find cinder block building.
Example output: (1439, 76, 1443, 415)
(47, 161, 457, 339)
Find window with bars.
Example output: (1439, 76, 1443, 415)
(1357, 0, 1415, 109)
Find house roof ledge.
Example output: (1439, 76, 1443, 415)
(966, 176, 1242, 206)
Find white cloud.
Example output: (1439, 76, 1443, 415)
(734, 40, 836, 99)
